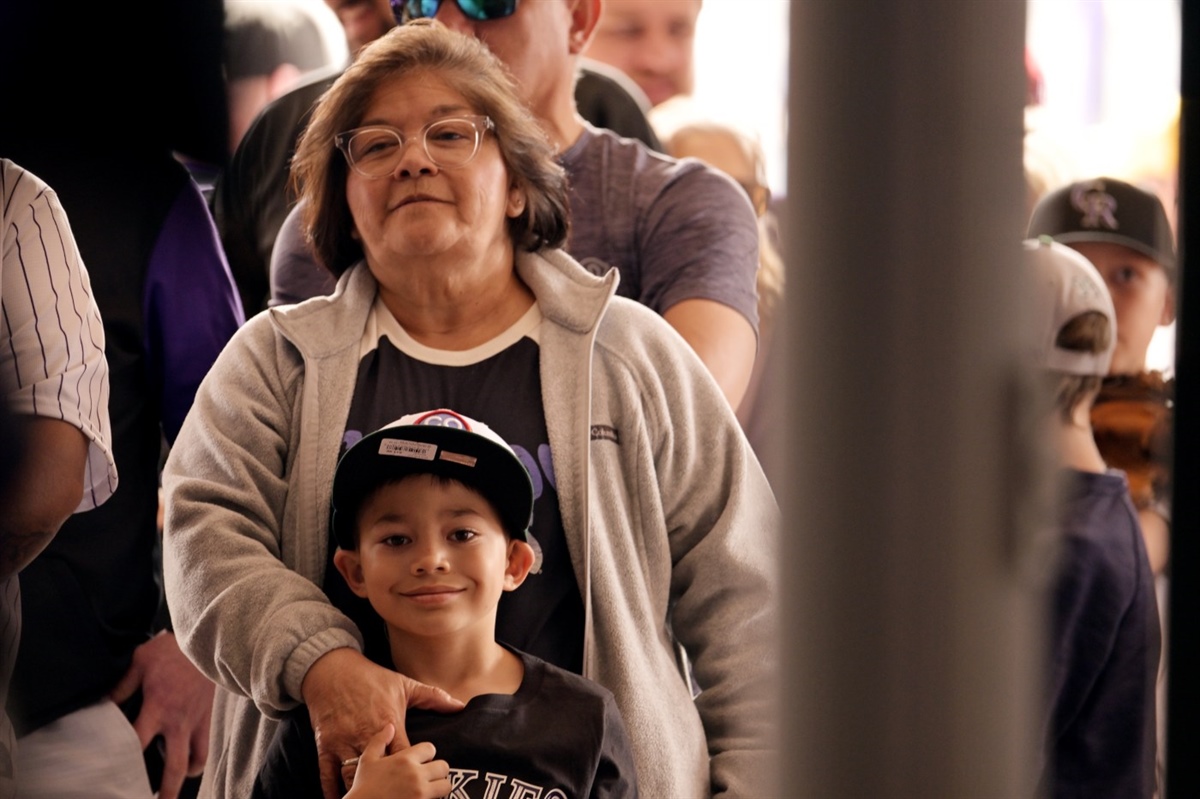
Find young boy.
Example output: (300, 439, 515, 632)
(1022, 238, 1160, 798)
(251, 409, 638, 799)
(1027, 177, 1175, 574)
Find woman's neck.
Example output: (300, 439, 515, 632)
(376, 256, 535, 351)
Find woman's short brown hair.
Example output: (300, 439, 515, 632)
(291, 19, 570, 275)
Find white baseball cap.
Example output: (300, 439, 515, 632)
(331, 409, 535, 550)
(1023, 236, 1116, 376)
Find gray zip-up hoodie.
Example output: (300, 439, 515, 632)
(163, 249, 779, 798)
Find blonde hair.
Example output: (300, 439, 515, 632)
(662, 120, 785, 318)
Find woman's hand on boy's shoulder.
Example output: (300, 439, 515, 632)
(300, 648, 464, 799)
(343, 725, 451, 799)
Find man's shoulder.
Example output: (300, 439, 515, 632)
(1, 157, 40, 208)
(1062, 468, 1136, 528)
(574, 125, 677, 176)
(0, 159, 72, 238)
(1059, 469, 1148, 591)
(573, 126, 747, 204)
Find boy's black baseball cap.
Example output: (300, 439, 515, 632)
(1027, 177, 1176, 278)
(331, 409, 534, 550)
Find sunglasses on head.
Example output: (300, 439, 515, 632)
(392, 0, 519, 23)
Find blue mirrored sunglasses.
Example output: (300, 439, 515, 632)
(391, 0, 519, 24)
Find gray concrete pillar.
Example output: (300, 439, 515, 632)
(781, 3, 1044, 795)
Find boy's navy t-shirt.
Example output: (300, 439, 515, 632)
(1038, 468, 1160, 798)
(325, 299, 584, 674)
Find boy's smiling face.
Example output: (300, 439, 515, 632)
(1068, 241, 1175, 375)
(334, 474, 534, 642)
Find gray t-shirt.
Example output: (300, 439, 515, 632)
(561, 125, 759, 328)
(270, 126, 760, 333)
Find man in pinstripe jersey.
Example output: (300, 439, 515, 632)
(0, 158, 118, 799)
(0, 0, 242, 792)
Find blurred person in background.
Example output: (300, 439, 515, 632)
(1, 158, 117, 799)
(655, 114, 784, 480)
(1020, 238, 1159, 799)
(0, 3, 243, 797)
(1028, 178, 1176, 576)
(224, 1, 329, 155)
(584, 0, 701, 107)
(1028, 177, 1177, 798)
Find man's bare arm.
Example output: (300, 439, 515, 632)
(663, 298, 758, 411)
(0, 416, 88, 581)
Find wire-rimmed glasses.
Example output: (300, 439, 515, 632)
(334, 115, 495, 179)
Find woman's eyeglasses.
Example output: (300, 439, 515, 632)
(334, 116, 495, 178)
(391, 0, 519, 24)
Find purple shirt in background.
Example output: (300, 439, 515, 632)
(145, 179, 245, 442)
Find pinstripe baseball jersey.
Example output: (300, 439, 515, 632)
(1, 158, 116, 797)
(1, 158, 116, 507)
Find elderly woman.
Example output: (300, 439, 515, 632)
(163, 20, 777, 799)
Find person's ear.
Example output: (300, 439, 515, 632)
(567, 0, 602, 55)
(506, 184, 527, 219)
(1161, 284, 1177, 325)
(503, 540, 536, 591)
(267, 63, 304, 101)
(333, 549, 369, 598)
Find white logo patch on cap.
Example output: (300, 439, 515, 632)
(1070, 272, 1105, 302)
(378, 438, 438, 460)
(1070, 182, 1119, 231)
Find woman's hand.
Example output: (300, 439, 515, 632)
(343, 724, 452, 799)
(301, 648, 464, 799)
